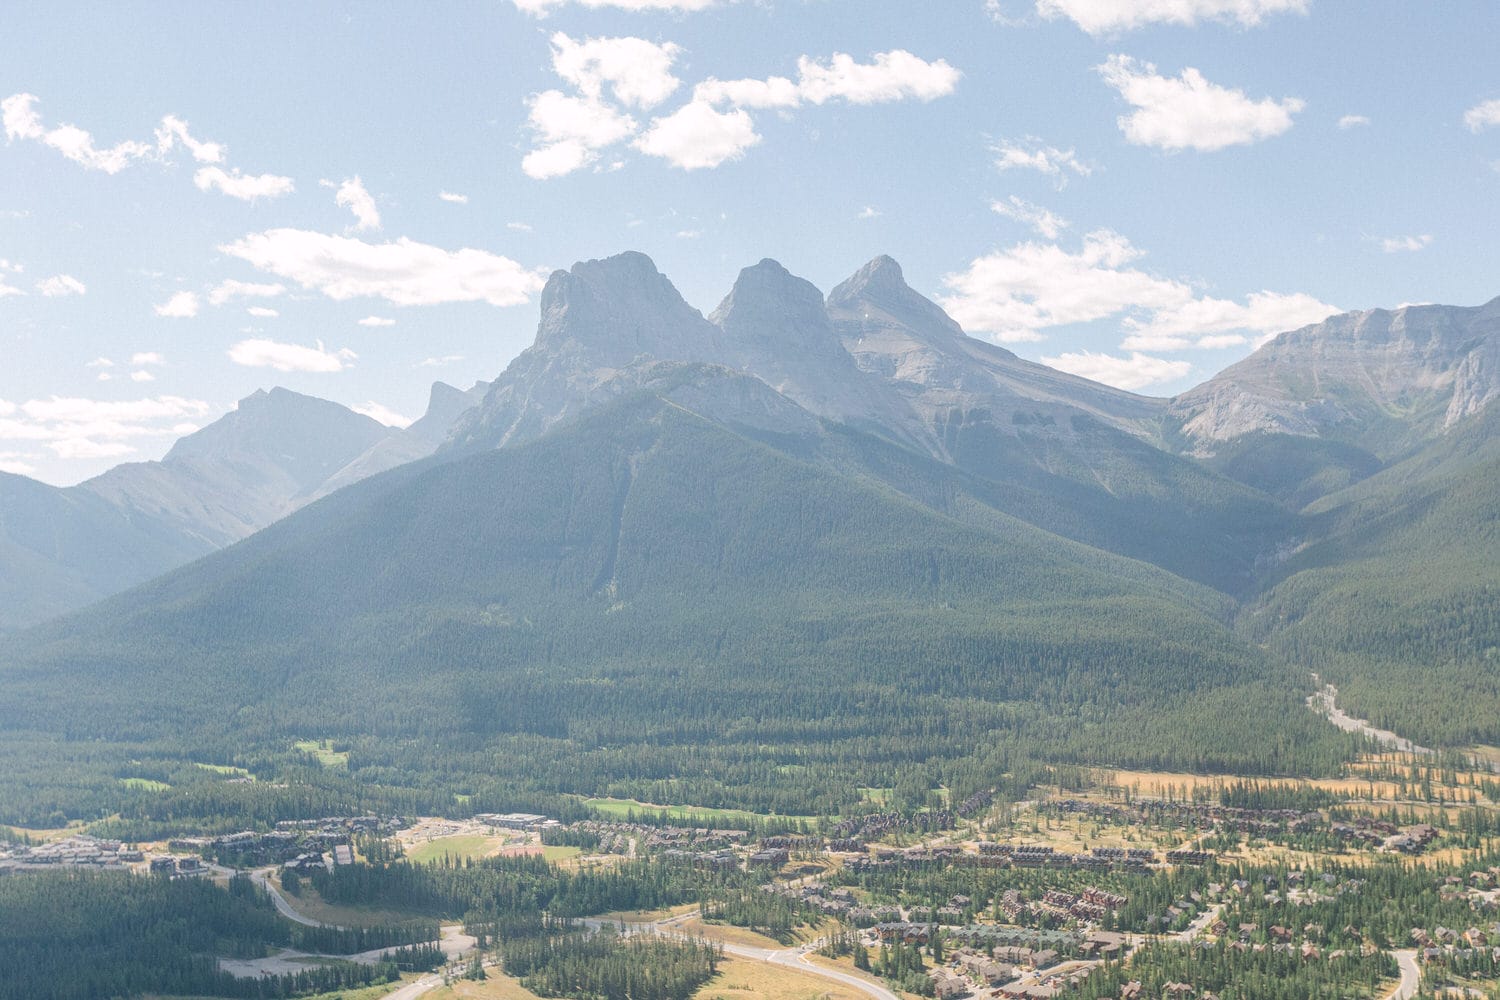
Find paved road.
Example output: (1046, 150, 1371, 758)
(1384, 949, 1420, 1000)
(250, 866, 341, 928)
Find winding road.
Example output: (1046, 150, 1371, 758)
(252, 877, 899, 1000)
(1384, 949, 1421, 1000)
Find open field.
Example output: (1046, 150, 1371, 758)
(422, 973, 548, 1000)
(406, 834, 505, 865)
(119, 777, 170, 792)
(673, 916, 833, 950)
(417, 956, 874, 1000)
(294, 739, 350, 769)
(192, 761, 253, 778)
(695, 956, 869, 1000)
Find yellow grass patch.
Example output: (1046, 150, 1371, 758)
(696, 955, 867, 1000)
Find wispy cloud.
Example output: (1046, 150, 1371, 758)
(352, 401, 413, 427)
(333, 176, 381, 230)
(219, 229, 546, 307)
(228, 338, 357, 373)
(36, 274, 86, 297)
(1038, 350, 1191, 391)
(1463, 98, 1500, 133)
(0, 394, 212, 461)
(992, 137, 1092, 188)
(1380, 234, 1433, 254)
(990, 196, 1068, 239)
(1034, 0, 1306, 34)
(513, 0, 721, 13)
(194, 166, 295, 201)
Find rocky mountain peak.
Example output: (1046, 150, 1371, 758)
(828, 255, 970, 349)
(533, 251, 721, 366)
(710, 258, 844, 363)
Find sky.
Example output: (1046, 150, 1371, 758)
(3, 1, 1498, 486)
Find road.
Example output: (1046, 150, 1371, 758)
(250, 866, 340, 928)
(1385, 949, 1420, 1000)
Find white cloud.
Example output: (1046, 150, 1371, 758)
(0, 452, 35, 476)
(991, 196, 1069, 239)
(228, 338, 357, 373)
(1464, 99, 1500, 133)
(941, 229, 1188, 342)
(246, 306, 279, 318)
(0, 395, 213, 462)
(1380, 234, 1433, 254)
(1097, 54, 1303, 152)
(523, 90, 639, 178)
(154, 114, 225, 163)
(940, 228, 1336, 349)
(992, 137, 1092, 188)
(36, 274, 86, 297)
(351, 401, 413, 427)
(796, 50, 960, 105)
(130, 352, 164, 366)
(550, 32, 682, 109)
(130, 370, 155, 383)
(513, 0, 720, 12)
(1121, 290, 1339, 349)
(507, 221, 534, 232)
(1338, 114, 1370, 129)
(0, 281, 23, 298)
(219, 229, 546, 307)
(675, 229, 701, 239)
(207, 279, 286, 306)
(1039, 350, 1192, 391)
(358, 315, 396, 327)
(439, 190, 469, 204)
(418, 355, 465, 367)
(1, 93, 156, 173)
(526, 44, 960, 177)
(695, 76, 802, 110)
(194, 166, 295, 201)
(154, 291, 200, 318)
(335, 176, 381, 230)
(635, 100, 759, 169)
(1036, 0, 1306, 33)
(86, 357, 114, 369)
(858, 206, 881, 219)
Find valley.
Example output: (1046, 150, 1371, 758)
(0, 253, 1497, 1000)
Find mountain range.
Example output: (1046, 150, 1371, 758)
(1, 250, 1495, 822)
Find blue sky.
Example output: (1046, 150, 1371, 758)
(3, 0, 1498, 485)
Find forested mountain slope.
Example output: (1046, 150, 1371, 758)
(0, 386, 1357, 817)
(1244, 399, 1500, 746)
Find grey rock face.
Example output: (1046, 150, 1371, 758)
(828, 254, 1165, 448)
(1171, 297, 1500, 456)
(82, 387, 393, 547)
(317, 380, 491, 498)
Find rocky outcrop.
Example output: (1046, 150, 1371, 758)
(1171, 297, 1500, 456)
